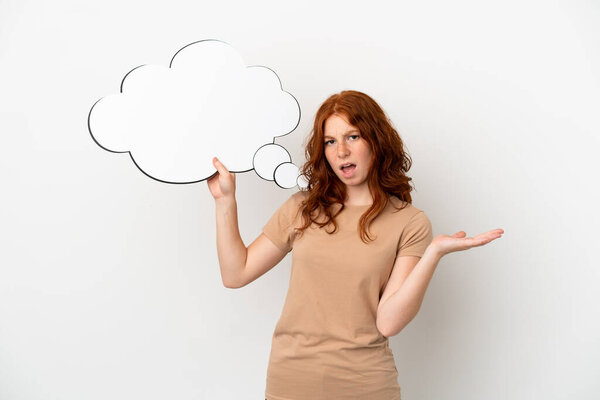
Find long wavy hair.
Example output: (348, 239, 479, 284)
(295, 90, 416, 243)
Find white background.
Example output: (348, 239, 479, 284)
(1, 0, 599, 399)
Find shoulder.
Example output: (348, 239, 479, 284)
(276, 190, 308, 217)
(387, 195, 426, 219)
(286, 190, 309, 210)
(291, 189, 310, 203)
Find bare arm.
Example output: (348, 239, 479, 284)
(214, 196, 247, 288)
(208, 157, 287, 288)
(376, 248, 441, 337)
(377, 228, 504, 337)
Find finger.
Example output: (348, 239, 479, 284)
(485, 229, 504, 236)
(470, 232, 501, 247)
(475, 230, 501, 240)
(472, 234, 495, 245)
(213, 157, 229, 174)
(464, 237, 488, 248)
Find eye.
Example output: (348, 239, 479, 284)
(324, 139, 334, 145)
(349, 135, 360, 141)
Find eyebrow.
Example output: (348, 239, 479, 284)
(323, 129, 360, 139)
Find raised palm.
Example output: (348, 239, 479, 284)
(431, 229, 504, 257)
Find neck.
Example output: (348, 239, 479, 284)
(344, 187, 373, 206)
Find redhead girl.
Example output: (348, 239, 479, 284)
(207, 90, 503, 400)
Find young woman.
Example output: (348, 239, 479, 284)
(207, 90, 503, 400)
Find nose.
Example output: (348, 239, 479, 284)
(337, 142, 350, 158)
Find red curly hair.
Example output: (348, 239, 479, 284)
(296, 90, 416, 243)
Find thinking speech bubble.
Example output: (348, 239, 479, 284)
(88, 39, 307, 189)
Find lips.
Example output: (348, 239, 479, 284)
(340, 162, 357, 178)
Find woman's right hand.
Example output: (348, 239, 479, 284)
(207, 157, 236, 201)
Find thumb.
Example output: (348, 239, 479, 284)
(213, 157, 229, 174)
(452, 231, 467, 238)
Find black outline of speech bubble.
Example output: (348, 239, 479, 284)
(88, 38, 301, 187)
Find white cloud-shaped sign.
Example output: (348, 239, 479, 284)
(88, 39, 308, 189)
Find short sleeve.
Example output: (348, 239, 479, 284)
(262, 193, 302, 253)
(396, 211, 433, 257)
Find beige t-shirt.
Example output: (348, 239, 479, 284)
(262, 190, 433, 400)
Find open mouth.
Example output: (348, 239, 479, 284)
(340, 163, 356, 176)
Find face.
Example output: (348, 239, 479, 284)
(323, 113, 373, 188)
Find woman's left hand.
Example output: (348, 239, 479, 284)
(430, 229, 504, 258)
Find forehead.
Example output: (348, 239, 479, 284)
(323, 114, 359, 137)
